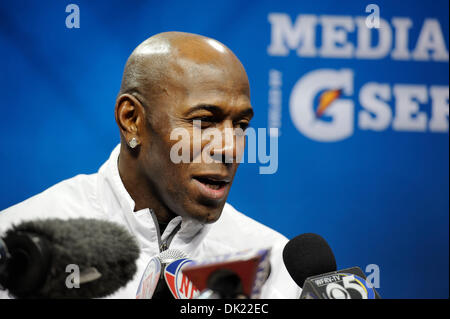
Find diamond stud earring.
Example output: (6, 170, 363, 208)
(128, 137, 138, 149)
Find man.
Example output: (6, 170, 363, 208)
(0, 32, 300, 298)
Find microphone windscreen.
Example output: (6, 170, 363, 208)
(282, 233, 337, 288)
(7, 218, 140, 298)
(158, 249, 188, 265)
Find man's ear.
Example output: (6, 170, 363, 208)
(115, 93, 145, 146)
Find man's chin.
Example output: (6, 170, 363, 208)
(186, 201, 225, 224)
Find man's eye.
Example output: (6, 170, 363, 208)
(195, 116, 214, 122)
(192, 117, 215, 127)
(237, 122, 250, 130)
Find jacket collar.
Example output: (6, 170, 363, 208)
(97, 144, 211, 249)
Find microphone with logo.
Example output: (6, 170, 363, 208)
(136, 249, 199, 299)
(182, 248, 271, 299)
(283, 233, 381, 299)
(0, 218, 140, 298)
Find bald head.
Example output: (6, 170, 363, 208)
(116, 32, 253, 224)
(119, 32, 250, 105)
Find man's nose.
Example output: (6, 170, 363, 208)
(209, 121, 239, 164)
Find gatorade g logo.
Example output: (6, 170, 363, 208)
(323, 273, 376, 299)
(316, 89, 343, 118)
(164, 258, 200, 299)
(290, 69, 354, 142)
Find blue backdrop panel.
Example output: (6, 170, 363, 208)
(0, 0, 448, 298)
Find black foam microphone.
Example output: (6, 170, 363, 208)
(0, 218, 140, 298)
(283, 233, 380, 299)
(283, 233, 337, 288)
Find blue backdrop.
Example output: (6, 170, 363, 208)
(0, 0, 448, 298)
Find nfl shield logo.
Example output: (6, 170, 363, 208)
(136, 256, 162, 299)
(164, 258, 200, 299)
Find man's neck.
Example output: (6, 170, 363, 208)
(117, 148, 176, 224)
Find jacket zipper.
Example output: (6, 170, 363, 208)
(149, 209, 181, 253)
(159, 223, 181, 252)
(159, 242, 168, 252)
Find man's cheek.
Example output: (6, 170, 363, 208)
(167, 129, 198, 163)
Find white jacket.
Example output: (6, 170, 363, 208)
(0, 145, 301, 299)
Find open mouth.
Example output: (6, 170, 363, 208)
(193, 176, 228, 190)
(192, 175, 230, 200)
